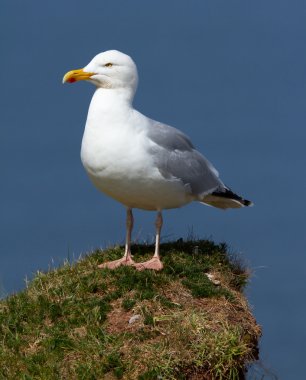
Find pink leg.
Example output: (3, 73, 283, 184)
(98, 208, 135, 269)
(134, 211, 164, 271)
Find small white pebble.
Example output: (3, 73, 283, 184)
(205, 273, 221, 286)
(129, 314, 141, 324)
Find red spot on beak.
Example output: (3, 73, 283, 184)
(67, 78, 76, 83)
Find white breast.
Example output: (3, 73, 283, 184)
(80, 91, 193, 210)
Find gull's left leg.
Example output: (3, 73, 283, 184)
(98, 208, 135, 269)
(134, 211, 164, 271)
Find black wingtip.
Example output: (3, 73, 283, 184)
(211, 187, 253, 207)
(242, 199, 253, 207)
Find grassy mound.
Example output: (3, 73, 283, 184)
(0, 240, 260, 379)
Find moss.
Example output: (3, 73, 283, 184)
(121, 298, 136, 311)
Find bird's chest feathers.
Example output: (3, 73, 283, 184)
(81, 122, 152, 180)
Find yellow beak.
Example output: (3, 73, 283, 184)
(62, 68, 95, 84)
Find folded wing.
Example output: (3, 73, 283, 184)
(147, 121, 252, 209)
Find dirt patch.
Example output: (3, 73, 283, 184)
(106, 298, 143, 334)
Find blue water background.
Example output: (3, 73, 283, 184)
(1, 1, 305, 378)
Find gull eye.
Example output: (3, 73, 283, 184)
(104, 63, 113, 67)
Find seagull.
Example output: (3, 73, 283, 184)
(63, 50, 252, 271)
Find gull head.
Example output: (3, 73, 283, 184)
(63, 50, 138, 93)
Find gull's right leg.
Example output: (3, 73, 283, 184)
(98, 208, 135, 269)
(133, 211, 164, 271)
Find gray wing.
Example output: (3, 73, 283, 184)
(147, 121, 224, 197)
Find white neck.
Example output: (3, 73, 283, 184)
(87, 88, 134, 124)
(89, 87, 133, 115)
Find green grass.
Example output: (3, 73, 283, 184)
(0, 239, 260, 379)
